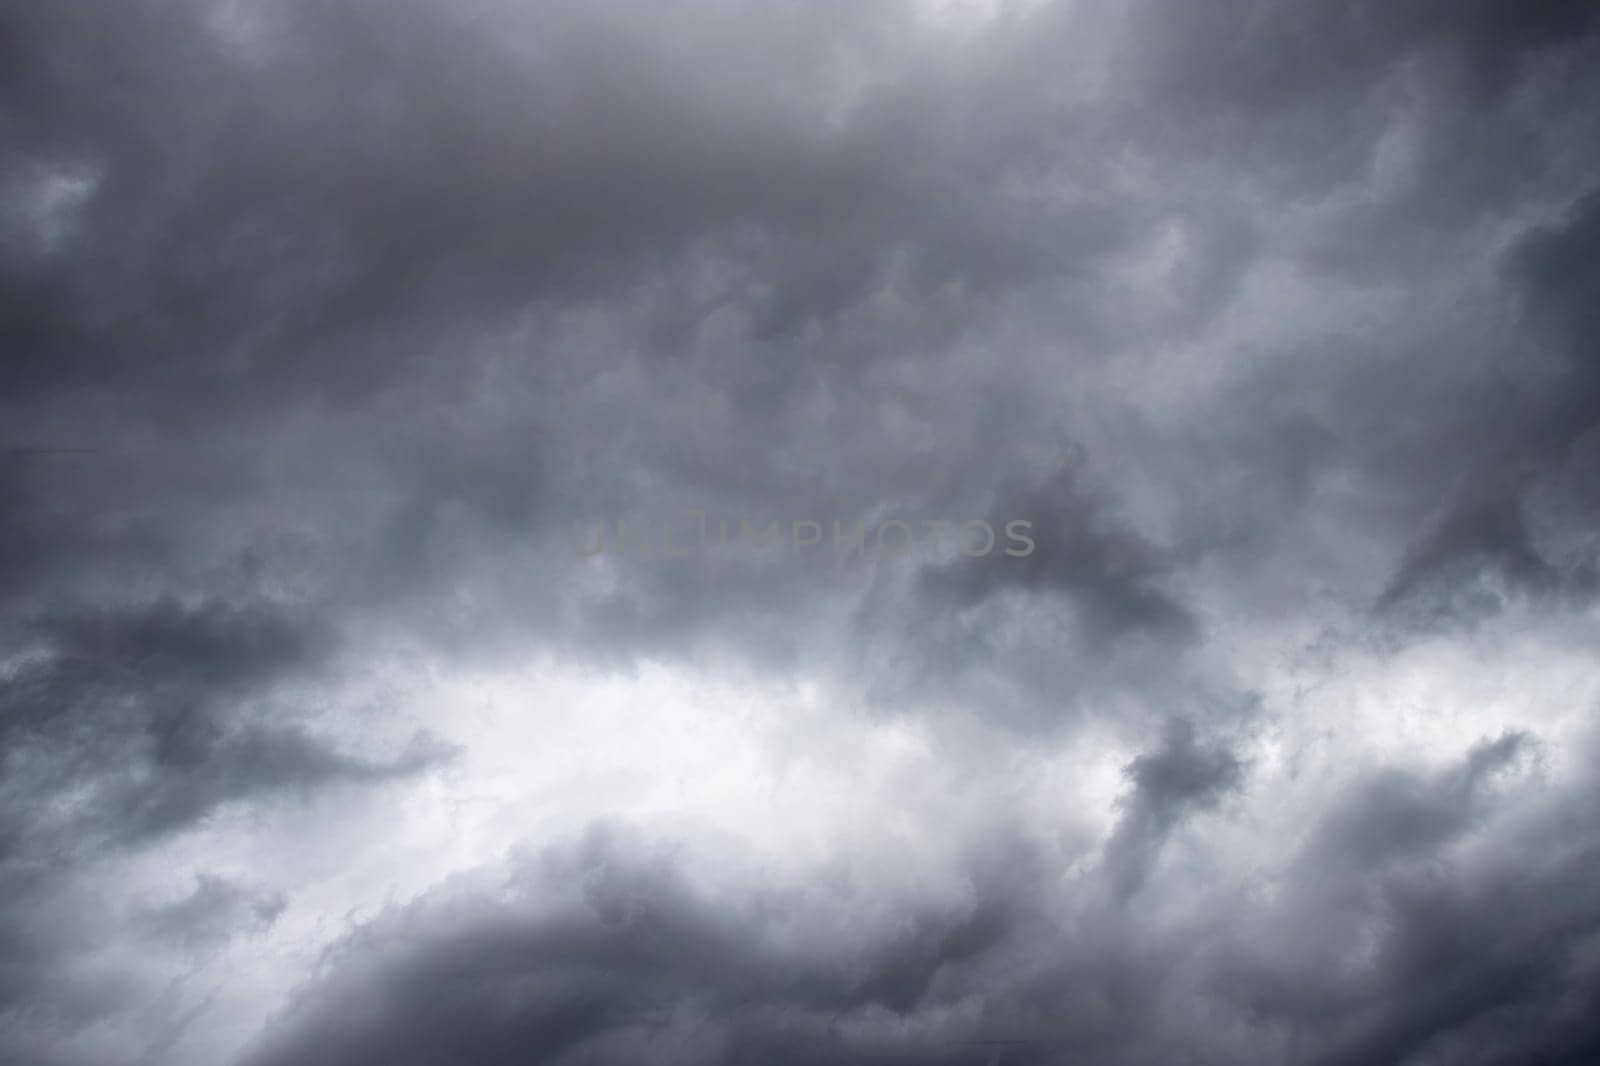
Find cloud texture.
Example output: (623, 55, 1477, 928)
(3, 1, 1600, 1063)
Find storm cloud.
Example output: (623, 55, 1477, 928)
(3, 1, 1600, 1063)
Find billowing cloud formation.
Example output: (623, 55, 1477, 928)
(3, 1, 1600, 1063)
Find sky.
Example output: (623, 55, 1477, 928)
(3, 1, 1600, 1063)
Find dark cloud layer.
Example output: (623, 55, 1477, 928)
(3, 0, 1600, 1063)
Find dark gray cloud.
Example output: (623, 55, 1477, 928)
(1212, 732, 1600, 1066)
(3, 0, 1600, 1062)
(1103, 718, 1245, 898)
(0, 597, 451, 851)
(241, 824, 1018, 1066)
(1376, 186, 1600, 625)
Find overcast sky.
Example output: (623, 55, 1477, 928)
(4, 1, 1600, 1063)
